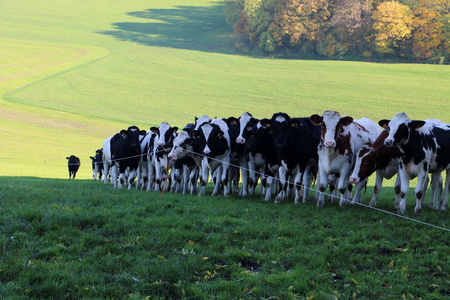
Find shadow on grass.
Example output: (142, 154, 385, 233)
(99, 2, 236, 54)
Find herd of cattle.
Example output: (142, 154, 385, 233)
(82, 111, 450, 215)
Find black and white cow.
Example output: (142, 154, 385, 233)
(168, 123, 202, 194)
(246, 118, 280, 200)
(152, 122, 178, 191)
(310, 111, 380, 208)
(382, 113, 450, 214)
(235, 112, 259, 196)
(197, 118, 233, 196)
(90, 149, 103, 181)
(136, 129, 158, 191)
(66, 155, 80, 179)
(108, 126, 147, 189)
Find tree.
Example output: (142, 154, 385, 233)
(372, 1, 414, 55)
(412, 5, 445, 59)
(268, 0, 331, 49)
(329, 0, 375, 53)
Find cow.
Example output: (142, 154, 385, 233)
(152, 122, 178, 191)
(102, 135, 116, 185)
(382, 113, 450, 214)
(310, 111, 381, 208)
(197, 118, 233, 196)
(136, 129, 158, 191)
(246, 118, 280, 201)
(90, 149, 103, 181)
(349, 129, 402, 208)
(235, 112, 259, 196)
(109, 126, 147, 189)
(66, 155, 80, 179)
(168, 123, 202, 194)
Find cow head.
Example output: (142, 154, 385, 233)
(310, 111, 353, 148)
(168, 130, 194, 160)
(246, 119, 273, 154)
(236, 112, 259, 145)
(122, 126, 146, 150)
(270, 112, 291, 150)
(349, 144, 376, 184)
(382, 113, 425, 147)
(155, 122, 178, 150)
(200, 123, 228, 157)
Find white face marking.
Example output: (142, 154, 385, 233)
(237, 112, 253, 143)
(157, 122, 171, 145)
(195, 115, 211, 130)
(275, 115, 286, 123)
(322, 112, 341, 147)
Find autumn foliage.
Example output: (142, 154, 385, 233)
(224, 0, 450, 63)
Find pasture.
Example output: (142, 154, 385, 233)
(0, 0, 449, 298)
(0, 177, 449, 299)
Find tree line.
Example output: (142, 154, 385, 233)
(223, 0, 450, 63)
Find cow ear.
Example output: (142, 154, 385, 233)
(140, 130, 147, 135)
(250, 118, 259, 126)
(172, 127, 178, 133)
(120, 129, 127, 136)
(217, 130, 224, 138)
(310, 114, 323, 126)
(260, 118, 271, 128)
(228, 117, 238, 125)
(90, 156, 94, 160)
(66, 157, 70, 160)
(289, 119, 298, 128)
(150, 127, 158, 133)
(409, 120, 426, 129)
(378, 119, 390, 128)
(339, 116, 354, 126)
(191, 130, 198, 137)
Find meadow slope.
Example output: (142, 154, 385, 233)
(0, 0, 449, 180)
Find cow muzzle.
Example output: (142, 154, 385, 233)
(349, 177, 359, 184)
(384, 139, 394, 147)
(236, 137, 245, 144)
(324, 141, 336, 148)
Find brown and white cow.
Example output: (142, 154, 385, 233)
(349, 129, 402, 208)
(310, 111, 381, 208)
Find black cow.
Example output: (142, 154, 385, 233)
(110, 126, 147, 189)
(90, 149, 103, 181)
(66, 155, 80, 179)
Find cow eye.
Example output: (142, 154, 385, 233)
(247, 126, 252, 131)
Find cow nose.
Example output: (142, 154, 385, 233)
(236, 137, 245, 144)
(384, 139, 394, 147)
(324, 141, 335, 148)
(349, 177, 359, 184)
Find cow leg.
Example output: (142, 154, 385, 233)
(393, 175, 402, 210)
(146, 160, 154, 192)
(351, 179, 367, 204)
(211, 166, 223, 196)
(316, 165, 328, 207)
(199, 159, 209, 196)
(275, 166, 287, 204)
(239, 159, 249, 197)
(414, 171, 429, 215)
(127, 169, 137, 190)
(103, 162, 110, 184)
(294, 170, 303, 204)
(111, 164, 118, 188)
(396, 167, 410, 214)
(265, 176, 274, 202)
(368, 171, 383, 207)
(338, 167, 352, 207)
(429, 173, 442, 210)
(441, 169, 449, 211)
(222, 162, 231, 196)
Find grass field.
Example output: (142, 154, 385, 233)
(0, 177, 448, 299)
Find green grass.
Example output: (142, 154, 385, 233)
(0, 177, 448, 299)
(0, 0, 449, 179)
